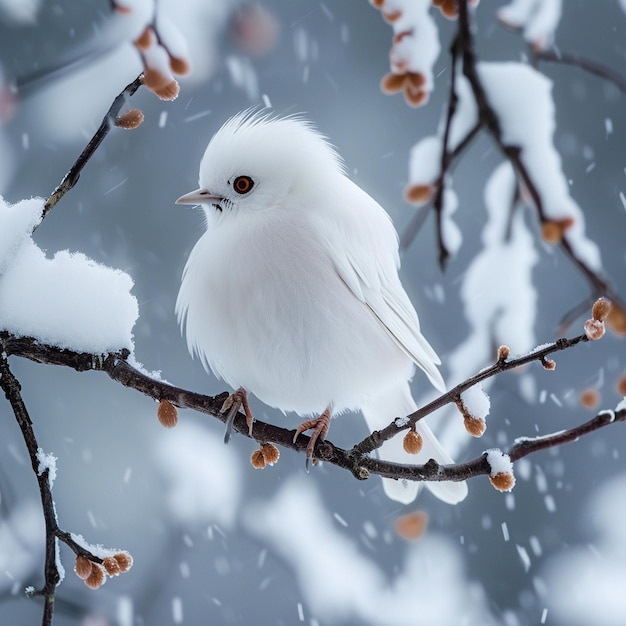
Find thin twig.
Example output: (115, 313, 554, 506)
(0, 351, 127, 624)
(358, 406, 625, 484)
(41, 74, 144, 221)
(535, 50, 626, 93)
(0, 353, 59, 626)
(352, 333, 589, 455)
(433, 35, 462, 270)
(399, 120, 481, 252)
(399, 29, 481, 255)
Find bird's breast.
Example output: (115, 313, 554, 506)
(178, 210, 412, 414)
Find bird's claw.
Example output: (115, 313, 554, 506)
(220, 387, 254, 444)
(293, 408, 331, 470)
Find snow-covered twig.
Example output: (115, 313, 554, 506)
(395, 2, 626, 323)
(455, 0, 625, 316)
(399, 32, 481, 255)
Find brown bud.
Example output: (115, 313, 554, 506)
(260, 443, 280, 465)
(439, 0, 459, 19)
(464, 416, 486, 437)
(606, 304, 626, 336)
(393, 30, 413, 44)
(403, 429, 423, 454)
(395, 511, 428, 541)
(250, 449, 266, 469)
(542, 358, 556, 371)
(541, 217, 574, 243)
(84, 563, 106, 589)
(580, 388, 600, 409)
(382, 9, 402, 22)
(113, 552, 133, 573)
(74, 555, 93, 580)
(404, 86, 428, 107)
(406, 72, 426, 89)
(592, 297, 612, 322)
(143, 68, 180, 101)
(541, 221, 562, 243)
(489, 471, 516, 492)
(584, 318, 605, 341)
(497, 345, 510, 361)
(154, 79, 180, 101)
(102, 556, 121, 576)
(169, 56, 191, 76)
(133, 26, 153, 51)
(617, 374, 626, 396)
(380, 72, 406, 94)
(371, 0, 384, 8)
(157, 399, 178, 428)
(404, 183, 434, 206)
(112, 1, 132, 14)
(115, 108, 144, 130)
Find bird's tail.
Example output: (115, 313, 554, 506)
(361, 382, 468, 505)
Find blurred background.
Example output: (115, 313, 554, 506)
(0, 1, 625, 624)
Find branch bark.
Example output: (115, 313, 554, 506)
(534, 50, 626, 93)
(0, 353, 59, 626)
(3, 329, 619, 490)
(41, 74, 144, 221)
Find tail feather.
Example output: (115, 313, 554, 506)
(361, 382, 468, 505)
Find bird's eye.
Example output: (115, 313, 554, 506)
(233, 175, 254, 194)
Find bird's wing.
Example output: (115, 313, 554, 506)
(310, 177, 445, 392)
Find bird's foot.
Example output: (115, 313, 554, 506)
(293, 407, 331, 470)
(220, 387, 254, 444)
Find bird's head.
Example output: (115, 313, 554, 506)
(176, 110, 344, 219)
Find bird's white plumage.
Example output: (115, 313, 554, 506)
(176, 111, 467, 504)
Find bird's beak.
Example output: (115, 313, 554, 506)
(175, 188, 223, 205)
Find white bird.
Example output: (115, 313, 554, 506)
(175, 111, 468, 505)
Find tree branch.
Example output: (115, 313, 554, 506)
(534, 50, 626, 93)
(0, 349, 134, 624)
(0, 353, 59, 625)
(355, 406, 625, 484)
(3, 327, 615, 491)
(352, 333, 589, 455)
(41, 74, 144, 221)
(454, 0, 626, 321)
(399, 28, 481, 255)
(433, 35, 461, 270)
(399, 120, 480, 252)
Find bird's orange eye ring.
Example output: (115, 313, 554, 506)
(233, 175, 254, 194)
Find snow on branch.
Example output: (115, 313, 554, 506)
(0, 196, 138, 353)
(0, 66, 149, 626)
(377, 1, 626, 326)
(371, 0, 441, 107)
(497, 0, 562, 51)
